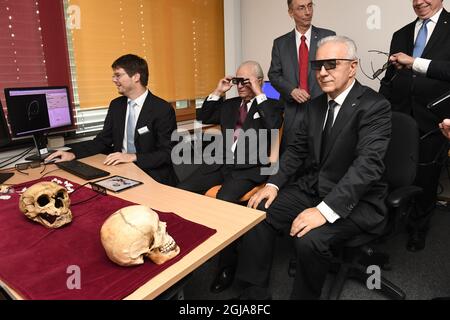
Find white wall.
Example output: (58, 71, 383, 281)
(239, 0, 429, 90)
(224, 0, 242, 98)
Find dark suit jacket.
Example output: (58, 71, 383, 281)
(380, 10, 450, 133)
(269, 81, 392, 233)
(198, 97, 283, 184)
(427, 60, 450, 82)
(69, 90, 178, 186)
(268, 26, 335, 135)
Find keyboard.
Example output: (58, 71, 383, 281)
(56, 160, 110, 180)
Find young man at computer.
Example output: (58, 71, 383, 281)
(46, 54, 178, 186)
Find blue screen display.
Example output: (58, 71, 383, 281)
(262, 81, 280, 100)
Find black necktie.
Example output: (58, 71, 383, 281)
(321, 100, 338, 160)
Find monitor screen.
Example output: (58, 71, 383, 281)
(0, 101, 11, 147)
(262, 81, 280, 100)
(4, 86, 73, 137)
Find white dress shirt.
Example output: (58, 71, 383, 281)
(295, 26, 312, 60)
(412, 8, 443, 75)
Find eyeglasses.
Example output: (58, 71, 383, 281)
(112, 72, 127, 80)
(293, 2, 314, 13)
(358, 50, 400, 85)
(360, 50, 393, 80)
(15, 160, 46, 175)
(15, 161, 41, 171)
(372, 61, 391, 78)
(310, 59, 356, 70)
(231, 77, 250, 85)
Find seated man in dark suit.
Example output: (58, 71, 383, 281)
(177, 60, 283, 293)
(46, 54, 178, 186)
(235, 35, 392, 299)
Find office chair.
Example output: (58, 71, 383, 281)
(205, 124, 283, 202)
(324, 111, 422, 300)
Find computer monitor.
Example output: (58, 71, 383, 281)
(262, 81, 280, 100)
(4, 86, 74, 161)
(0, 100, 11, 148)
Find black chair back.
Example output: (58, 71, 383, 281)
(342, 112, 420, 247)
(384, 112, 419, 189)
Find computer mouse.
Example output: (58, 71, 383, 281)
(44, 158, 60, 164)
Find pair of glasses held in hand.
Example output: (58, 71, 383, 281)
(359, 50, 397, 81)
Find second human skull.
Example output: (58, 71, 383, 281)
(100, 205, 180, 266)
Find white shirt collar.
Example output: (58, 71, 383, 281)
(128, 90, 148, 108)
(328, 80, 356, 106)
(416, 7, 443, 26)
(244, 97, 255, 111)
(295, 26, 312, 44)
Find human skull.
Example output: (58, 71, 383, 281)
(19, 181, 72, 228)
(100, 205, 180, 266)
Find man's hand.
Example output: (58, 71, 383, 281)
(212, 76, 234, 96)
(104, 152, 137, 166)
(290, 207, 327, 238)
(389, 52, 415, 70)
(291, 88, 311, 103)
(44, 150, 75, 163)
(439, 119, 450, 140)
(247, 76, 263, 96)
(247, 185, 278, 209)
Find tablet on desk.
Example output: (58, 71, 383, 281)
(92, 175, 142, 193)
(427, 91, 450, 121)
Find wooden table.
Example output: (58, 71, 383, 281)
(0, 154, 265, 299)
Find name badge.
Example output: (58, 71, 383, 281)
(138, 126, 150, 135)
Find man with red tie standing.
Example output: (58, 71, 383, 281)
(269, 0, 335, 154)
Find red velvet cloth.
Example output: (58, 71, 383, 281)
(0, 176, 216, 300)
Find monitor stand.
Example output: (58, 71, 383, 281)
(25, 133, 51, 161)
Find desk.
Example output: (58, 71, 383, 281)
(176, 120, 221, 135)
(0, 154, 265, 299)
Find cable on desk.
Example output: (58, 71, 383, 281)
(0, 147, 34, 169)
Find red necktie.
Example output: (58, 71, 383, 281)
(234, 100, 248, 141)
(299, 35, 309, 93)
